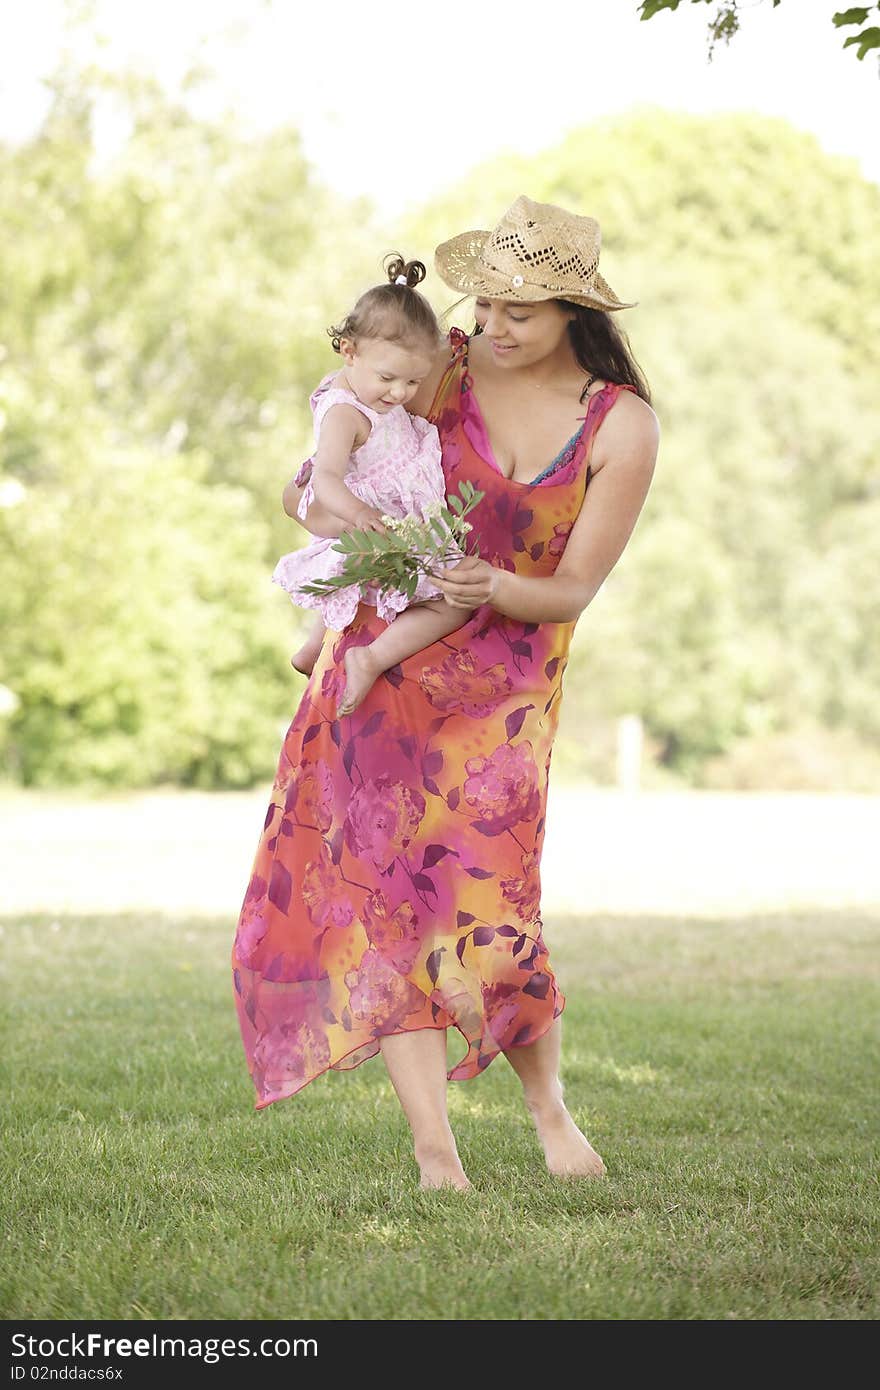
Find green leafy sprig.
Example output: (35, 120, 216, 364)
(299, 480, 485, 604)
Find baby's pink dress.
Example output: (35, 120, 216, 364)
(272, 375, 451, 631)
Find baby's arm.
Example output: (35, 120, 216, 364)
(310, 405, 386, 534)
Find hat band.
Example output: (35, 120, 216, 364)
(479, 253, 600, 299)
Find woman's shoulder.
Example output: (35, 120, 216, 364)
(590, 384, 660, 475)
(602, 383, 659, 433)
(407, 331, 465, 418)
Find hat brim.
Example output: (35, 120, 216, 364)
(434, 228, 637, 312)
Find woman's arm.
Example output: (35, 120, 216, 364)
(283, 484, 351, 539)
(281, 469, 350, 536)
(431, 393, 659, 623)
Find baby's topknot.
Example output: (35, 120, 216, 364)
(384, 254, 427, 291)
(327, 253, 440, 355)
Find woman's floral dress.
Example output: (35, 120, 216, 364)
(232, 329, 638, 1108)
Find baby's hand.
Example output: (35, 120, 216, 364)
(348, 504, 387, 536)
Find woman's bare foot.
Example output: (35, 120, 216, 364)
(414, 1141, 472, 1191)
(339, 643, 383, 716)
(526, 1098, 606, 1179)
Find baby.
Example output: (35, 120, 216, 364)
(273, 256, 474, 716)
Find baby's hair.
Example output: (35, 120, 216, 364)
(328, 254, 441, 355)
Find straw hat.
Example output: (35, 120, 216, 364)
(434, 195, 637, 313)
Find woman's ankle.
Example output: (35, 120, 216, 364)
(413, 1130, 458, 1161)
(522, 1083, 566, 1117)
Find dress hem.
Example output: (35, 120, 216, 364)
(249, 995, 566, 1111)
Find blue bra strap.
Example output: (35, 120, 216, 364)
(529, 426, 583, 487)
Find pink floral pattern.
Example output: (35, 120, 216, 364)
(234, 897, 269, 968)
(481, 981, 523, 1046)
(301, 844, 355, 930)
(286, 759, 334, 832)
(362, 892, 422, 974)
(463, 741, 542, 835)
(501, 850, 542, 921)
(419, 649, 512, 717)
(232, 329, 640, 1107)
(548, 522, 573, 556)
(254, 1022, 332, 1101)
(344, 949, 425, 1032)
(344, 778, 426, 871)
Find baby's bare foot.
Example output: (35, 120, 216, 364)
(291, 648, 316, 676)
(338, 644, 382, 717)
(527, 1099, 606, 1179)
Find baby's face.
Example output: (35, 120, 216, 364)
(340, 337, 434, 413)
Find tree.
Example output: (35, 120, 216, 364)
(638, 1, 880, 73)
(3, 69, 878, 787)
(403, 109, 880, 778)
(0, 64, 378, 786)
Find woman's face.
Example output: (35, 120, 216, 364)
(473, 297, 575, 369)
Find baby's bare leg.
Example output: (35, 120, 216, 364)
(339, 599, 469, 717)
(289, 508, 355, 675)
(370, 599, 465, 668)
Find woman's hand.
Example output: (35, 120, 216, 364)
(430, 555, 500, 609)
(282, 475, 306, 520)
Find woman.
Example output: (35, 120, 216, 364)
(232, 196, 659, 1190)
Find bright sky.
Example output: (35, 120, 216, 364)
(1, 0, 877, 212)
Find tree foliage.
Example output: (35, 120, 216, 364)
(638, 1, 880, 72)
(404, 110, 880, 777)
(2, 70, 878, 787)
(0, 67, 376, 786)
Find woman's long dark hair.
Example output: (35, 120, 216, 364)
(564, 302, 651, 405)
(473, 300, 651, 405)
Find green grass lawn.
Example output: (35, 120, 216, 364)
(2, 909, 878, 1320)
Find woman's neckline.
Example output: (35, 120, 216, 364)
(459, 332, 609, 488)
